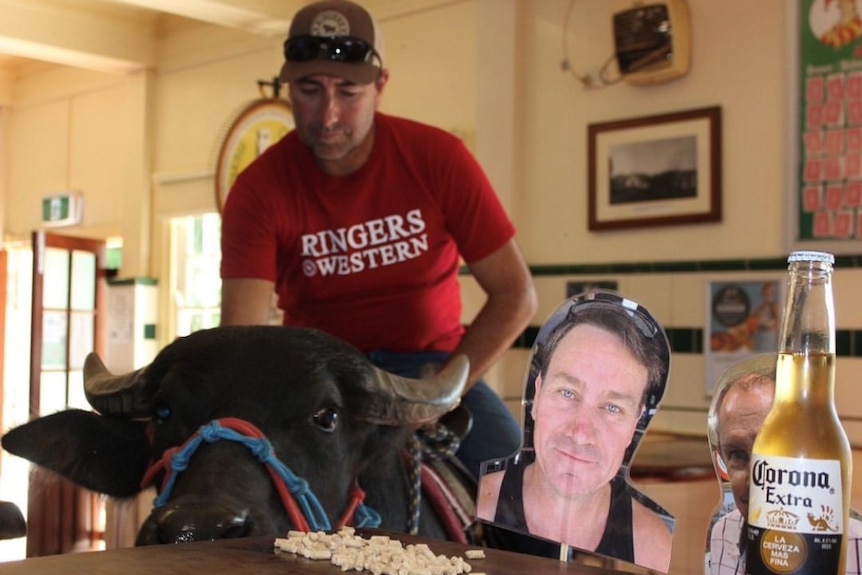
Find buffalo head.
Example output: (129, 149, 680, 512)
(1, 326, 467, 544)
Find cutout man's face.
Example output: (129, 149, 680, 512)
(530, 324, 647, 497)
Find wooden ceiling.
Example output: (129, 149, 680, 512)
(0, 0, 453, 75)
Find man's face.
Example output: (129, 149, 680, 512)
(288, 72, 385, 168)
(717, 377, 774, 518)
(531, 324, 647, 498)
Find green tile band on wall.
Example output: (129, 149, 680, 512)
(526, 255, 862, 275)
(484, 255, 862, 357)
(513, 326, 705, 354)
(460, 255, 862, 277)
(512, 325, 860, 356)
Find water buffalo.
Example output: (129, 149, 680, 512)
(1, 326, 472, 545)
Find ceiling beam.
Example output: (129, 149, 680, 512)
(0, 0, 473, 74)
(0, 0, 155, 73)
(105, 0, 300, 36)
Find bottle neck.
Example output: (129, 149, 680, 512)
(778, 260, 835, 356)
(774, 257, 836, 407)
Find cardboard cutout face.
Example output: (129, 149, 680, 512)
(704, 354, 862, 574)
(476, 289, 675, 573)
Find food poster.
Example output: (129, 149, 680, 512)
(705, 280, 782, 395)
(797, 0, 862, 242)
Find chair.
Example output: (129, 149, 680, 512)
(0, 501, 26, 540)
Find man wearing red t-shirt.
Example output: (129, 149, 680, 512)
(220, 0, 537, 480)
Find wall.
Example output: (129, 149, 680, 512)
(150, 1, 479, 200)
(516, 0, 789, 263)
(3, 66, 152, 276)
(477, 263, 862, 438)
(0, 0, 795, 266)
(496, 0, 862, 447)
(4, 0, 861, 437)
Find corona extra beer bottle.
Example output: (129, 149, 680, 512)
(746, 251, 851, 574)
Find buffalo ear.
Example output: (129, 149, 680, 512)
(1, 409, 151, 497)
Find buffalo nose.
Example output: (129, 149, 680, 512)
(156, 504, 250, 543)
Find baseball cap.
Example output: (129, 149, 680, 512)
(279, 0, 383, 85)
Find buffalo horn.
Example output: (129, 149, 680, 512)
(83, 353, 151, 419)
(362, 355, 469, 425)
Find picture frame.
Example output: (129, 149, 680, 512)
(215, 98, 293, 213)
(588, 106, 722, 231)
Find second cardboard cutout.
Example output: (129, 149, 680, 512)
(477, 289, 675, 573)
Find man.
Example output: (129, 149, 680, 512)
(219, 0, 537, 480)
(707, 355, 862, 575)
(477, 291, 673, 572)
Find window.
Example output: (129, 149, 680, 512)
(171, 214, 221, 336)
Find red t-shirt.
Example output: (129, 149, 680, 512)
(220, 113, 515, 353)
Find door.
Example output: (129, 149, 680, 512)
(27, 231, 107, 557)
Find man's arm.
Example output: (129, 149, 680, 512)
(451, 238, 537, 389)
(220, 278, 277, 326)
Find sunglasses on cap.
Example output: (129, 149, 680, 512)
(284, 35, 382, 67)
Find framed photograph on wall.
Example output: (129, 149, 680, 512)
(588, 106, 722, 231)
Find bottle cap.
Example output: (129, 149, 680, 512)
(787, 250, 835, 264)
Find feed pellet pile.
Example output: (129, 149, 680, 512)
(274, 527, 486, 575)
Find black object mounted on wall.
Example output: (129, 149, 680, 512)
(612, 0, 691, 85)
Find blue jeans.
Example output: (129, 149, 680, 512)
(367, 349, 522, 480)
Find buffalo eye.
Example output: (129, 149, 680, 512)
(313, 407, 338, 432)
(153, 402, 172, 422)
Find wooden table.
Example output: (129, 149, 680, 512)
(1, 531, 632, 575)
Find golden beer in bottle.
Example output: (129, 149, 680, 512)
(746, 251, 851, 574)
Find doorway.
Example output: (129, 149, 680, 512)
(25, 231, 107, 557)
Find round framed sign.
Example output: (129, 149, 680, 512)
(215, 98, 293, 212)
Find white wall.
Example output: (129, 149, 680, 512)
(4, 0, 860, 441)
(516, 0, 788, 263)
(3, 1, 793, 262)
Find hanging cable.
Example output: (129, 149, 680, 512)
(560, 0, 595, 87)
(560, 0, 622, 89)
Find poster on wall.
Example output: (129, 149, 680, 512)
(705, 280, 782, 395)
(792, 0, 862, 251)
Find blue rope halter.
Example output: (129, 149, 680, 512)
(142, 418, 381, 532)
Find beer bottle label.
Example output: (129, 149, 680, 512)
(746, 454, 844, 574)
